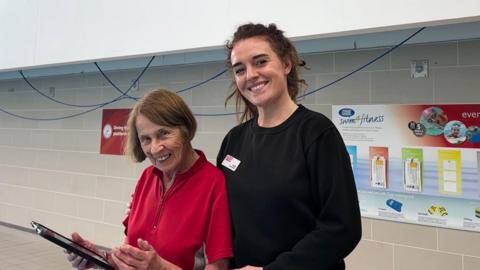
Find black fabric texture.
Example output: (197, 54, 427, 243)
(217, 105, 362, 270)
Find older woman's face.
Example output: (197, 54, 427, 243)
(135, 113, 188, 176)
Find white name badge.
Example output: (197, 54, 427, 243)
(221, 154, 241, 171)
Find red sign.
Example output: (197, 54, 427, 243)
(100, 109, 131, 155)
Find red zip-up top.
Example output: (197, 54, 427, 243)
(123, 150, 233, 270)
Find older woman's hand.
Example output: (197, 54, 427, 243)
(65, 232, 100, 269)
(111, 239, 181, 270)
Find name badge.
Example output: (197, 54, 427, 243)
(221, 154, 241, 171)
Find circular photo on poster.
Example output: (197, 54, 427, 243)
(419, 107, 448, 136)
(466, 125, 480, 144)
(443, 121, 467, 144)
(103, 124, 113, 139)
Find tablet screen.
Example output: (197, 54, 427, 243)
(31, 221, 114, 270)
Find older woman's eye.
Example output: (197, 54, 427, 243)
(255, 59, 268, 66)
(140, 137, 150, 145)
(159, 129, 171, 137)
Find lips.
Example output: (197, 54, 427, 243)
(247, 81, 268, 92)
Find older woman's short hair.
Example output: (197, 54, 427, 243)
(125, 88, 197, 162)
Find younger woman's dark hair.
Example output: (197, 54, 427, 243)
(225, 23, 307, 122)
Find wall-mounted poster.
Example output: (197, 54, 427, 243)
(333, 104, 480, 232)
(100, 109, 131, 155)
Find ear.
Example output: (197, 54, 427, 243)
(284, 60, 292, 75)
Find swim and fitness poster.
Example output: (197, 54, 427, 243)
(333, 104, 480, 232)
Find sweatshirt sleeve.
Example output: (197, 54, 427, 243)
(265, 126, 362, 270)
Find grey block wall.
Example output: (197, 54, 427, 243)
(1, 39, 480, 270)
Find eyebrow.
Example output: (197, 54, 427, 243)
(232, 54, 269, 68)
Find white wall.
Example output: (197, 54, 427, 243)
(1, 0, 480, 71)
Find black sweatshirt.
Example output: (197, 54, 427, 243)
(217, 105, 361, 270)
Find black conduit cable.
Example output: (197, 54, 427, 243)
(95, 61, 228, 97)
(197, 27, 427, 116)
(0, 101, 115, 121)
(4, 56, 156, 120)
(297, 27, 426, 99)
(18, 70, 130, 108)
(18, 70, 113, 108)
(85, 55, 156, 103)
(176, 69, 228, 94)
(17, 56, 155, 108)
(2, 27, 426, 119)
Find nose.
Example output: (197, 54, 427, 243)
(150, 139, 164, 154)
(246, 65, 259, 81)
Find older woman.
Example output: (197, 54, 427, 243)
(67, 89, 233, 270)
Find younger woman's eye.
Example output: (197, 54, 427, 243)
(234, 67, 245, 75)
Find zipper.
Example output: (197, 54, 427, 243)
(153, 174, 176, 229)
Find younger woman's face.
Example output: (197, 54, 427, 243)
(230, 37, 292, 109)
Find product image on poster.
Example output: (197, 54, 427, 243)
(371, 156, 387, 188)
(442, 160, 458, 192)
(386, 199, 403, 212)
(369, 147, 389, 189)
(438, 150, 462, 195)
(428, 204, 448, 217)
(402, 148, 424, 193)
(404, 158, 422, 192)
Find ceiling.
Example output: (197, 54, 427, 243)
(1, 20, 479, 81)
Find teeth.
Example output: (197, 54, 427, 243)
(156, 154, 170, 162)
(251, 85, 262, 91)
(249, 82, 267, 91)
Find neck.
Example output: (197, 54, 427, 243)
(165, 149, 199, 178)
(180, 148, 199, 173)
(163, 171, 176, 190)
(163, 149, 199, 191)
(257, 98, 298, 128)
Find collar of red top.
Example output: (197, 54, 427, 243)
(153, 149, 207, 182)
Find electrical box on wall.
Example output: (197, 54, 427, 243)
(411, 59, 429, 78)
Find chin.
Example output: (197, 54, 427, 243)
(251, 99, 270, 108)
(245, 94, 266, 105)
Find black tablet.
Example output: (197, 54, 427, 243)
(30, 221, 114, 270)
